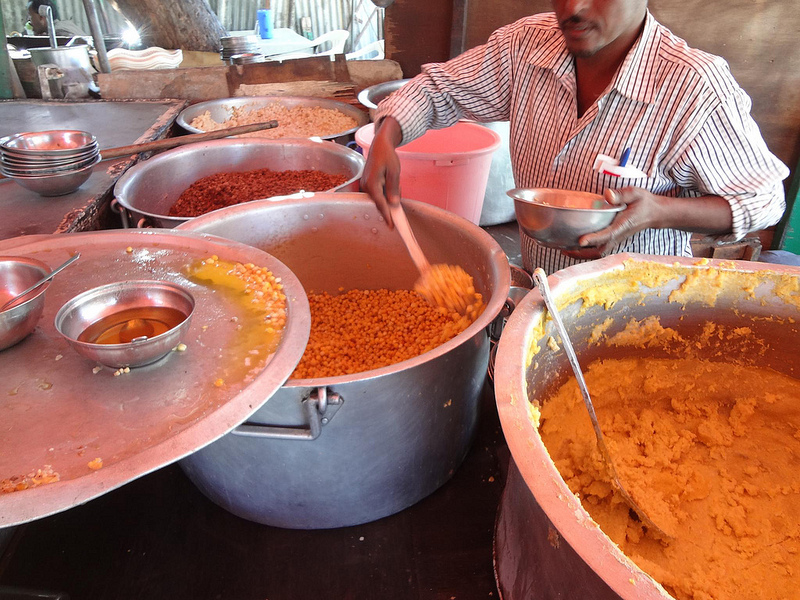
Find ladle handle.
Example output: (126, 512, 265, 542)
(99, 120, 280, 160)
(532, 269, 608, 446)
(1, 253, 80, 312)
(532, 268, 671, 539)
(389, 202, 431, 276)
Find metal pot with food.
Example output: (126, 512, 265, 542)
(493, 254, 800, 600)
(176, 96, 369, 146)
(177, 192, 510, 529)
(112, 138, 365, 228)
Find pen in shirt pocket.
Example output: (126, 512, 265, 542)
(619, 147, 631, 168)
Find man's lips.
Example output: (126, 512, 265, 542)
(561, 19, 594, 38)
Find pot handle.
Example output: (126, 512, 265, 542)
(231, 387, 343, 441)
(110, 198, 133, 229)
(488, 286, 533, 381)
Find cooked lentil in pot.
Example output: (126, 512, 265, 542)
(290, 288, 485, 379)
(169, 168, 348, 217)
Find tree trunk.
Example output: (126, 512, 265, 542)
(110, 0, 226, 52)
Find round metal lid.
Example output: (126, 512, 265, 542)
(0, 229, 310, 527)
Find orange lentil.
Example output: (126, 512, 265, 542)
(415, 264, 484, 318)
(290, 288, 484, 379)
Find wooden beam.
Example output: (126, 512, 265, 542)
(450, 0, 469, 58)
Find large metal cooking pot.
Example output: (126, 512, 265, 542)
(493, 254, 800, 599)
(113, 138, 365, 228)
(177, 192, 510, 528)
(176, 96, 369, 146)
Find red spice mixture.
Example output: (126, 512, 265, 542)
(169, 168, 348, 217)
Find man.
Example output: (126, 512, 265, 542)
(361, 0, 789, 274)
(27, 0, 87, 39)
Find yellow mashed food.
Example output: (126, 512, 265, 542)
(540, 357, 800, 600)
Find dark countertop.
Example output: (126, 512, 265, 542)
(0, 222, 522, 600)
(0, 99, 185, 239)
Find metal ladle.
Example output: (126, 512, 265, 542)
(1, 253, 80, 312)
(532, 268, 671, 540)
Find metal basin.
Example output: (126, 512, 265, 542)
(0, 256, 51, 351)
(493, 254, 800, 599)
(357, 78, 411, 120)
(177, 192, 510, 529)
(508, 188, 624, 250)
(176, 96, 369, 145)
(113, 138, 365, 228)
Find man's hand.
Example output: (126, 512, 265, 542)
(562, 187, 734, 260)
(360, 117, 404, 228)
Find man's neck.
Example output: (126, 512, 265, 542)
(574, 16, 646, 117)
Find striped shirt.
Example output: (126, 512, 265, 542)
(376, 11, 789, 275)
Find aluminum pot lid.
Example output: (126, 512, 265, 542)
(0, 229, 310, 527)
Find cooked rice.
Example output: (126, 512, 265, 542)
(189, 102, 359, 139)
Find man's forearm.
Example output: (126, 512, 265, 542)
(650, 194, 733, 235)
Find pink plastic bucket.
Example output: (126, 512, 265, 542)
(355, 121, 502, 224)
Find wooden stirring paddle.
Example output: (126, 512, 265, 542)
(389, 202, 483, 317)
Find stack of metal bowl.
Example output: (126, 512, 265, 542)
(231, 52, 267, 65)
(220, 35, 260, 63)
(0, 130, 101, 196)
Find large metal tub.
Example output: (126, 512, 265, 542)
(493, 254, 800, 599)
(113, 138, 364, 228)
(177, 193, 509, 528)
(176, 96, 369, 146)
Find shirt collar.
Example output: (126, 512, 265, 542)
(612, 11, 661, 104)
(526, 11, 662, 105)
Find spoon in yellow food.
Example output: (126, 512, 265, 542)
(388, 202, 483, 317)
(533, 267, 672, 541)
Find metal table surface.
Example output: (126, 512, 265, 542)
(0, 229, 310, 528)
(0, 99, 185, 240)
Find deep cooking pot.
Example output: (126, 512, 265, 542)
(493, 254, 800, 599)
(112, 138, 364, 228)
(177, 192, 510, 528)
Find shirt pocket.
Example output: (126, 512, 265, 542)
(592, 157, 672, 195)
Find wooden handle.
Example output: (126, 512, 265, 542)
(99, 120, 280, 160)
(389, 202, 431, 276)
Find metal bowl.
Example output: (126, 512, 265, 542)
(54, 280, 195, 368)
(1, 130, 96, 156)
(3, 155, 100, 197)
(357, 78, 411, 120)
(1, 153, 99, 176)
(176, 96, 369, 145)
(0, 256, 51, 351)
(507, 188, 625, 250)
(113, 138, 365, 228)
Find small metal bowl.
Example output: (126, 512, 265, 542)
(3, 155, 100, 197)
(0, 257, 51, 351)
(507, 188, 625, 250)
(55, 280, 195, 368)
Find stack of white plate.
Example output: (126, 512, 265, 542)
(0, 130, 101, 196)
(107, 47, 184, 71)
(220, 35, 260, 63)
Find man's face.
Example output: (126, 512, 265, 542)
(28, 7, 47, 35)
(551, 0, 647, 58)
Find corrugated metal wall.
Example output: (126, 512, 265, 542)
(3, 0, 381, 53)
(2, 0, 127, 36)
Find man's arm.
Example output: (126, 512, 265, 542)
(573, 86, 788, 257)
